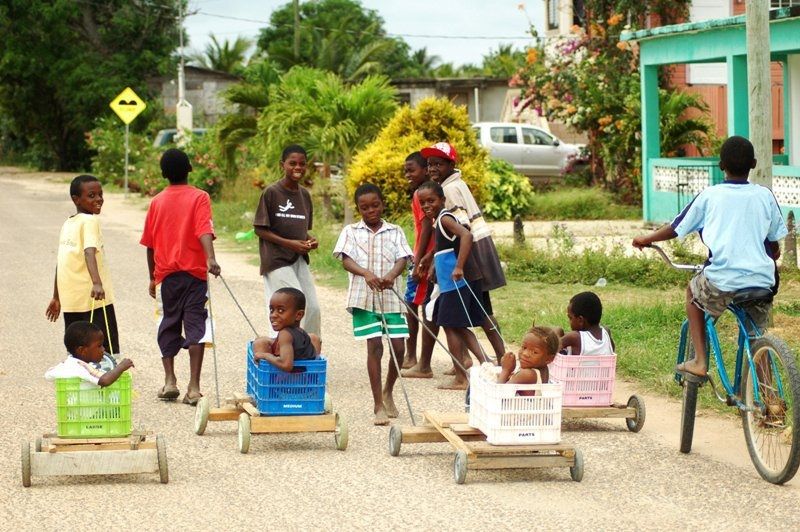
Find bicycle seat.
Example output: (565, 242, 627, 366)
(731, 287, 773, 305)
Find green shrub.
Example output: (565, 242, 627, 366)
(527, 187, 640, 220)
(347, 97, 489, 218)
(483, 159, 534, 221)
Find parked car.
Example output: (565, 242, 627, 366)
(472, 122, 583, 177)
(152, 128, 207, 148)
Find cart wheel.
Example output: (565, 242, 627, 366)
(238, 413, 251, 454)
(194, 396, 210, 436)
(388, 425, 402, 456)
(34, 437, 42, 453)
(625, 394, 646, 433)
(324, 392, 332, 414)
(453, 451, 468, 484)
(157, 434, 169, 484)
(21, 441, 31, 488)
(334, 413, 348, 451)
(570, 449, 584, 482)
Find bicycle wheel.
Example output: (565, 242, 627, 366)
(741, 334, 800, 484)
(679, 332, 698, 454)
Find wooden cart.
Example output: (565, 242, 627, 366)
(193, 393, 348, 454)
(561, 394, 646, 432)
(21, 431, 167, 487)
(388, 411, 583, 484)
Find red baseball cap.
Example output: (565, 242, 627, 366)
(421, 142, 458, 163)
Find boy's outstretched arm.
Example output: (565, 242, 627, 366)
(199, 234, 221, 277)
(632, 224, 678, 250)
(98, 358, 134, 387)
(560, 331, 581, 355)
(84, 247, 105, 300)
(412, 218, 433, 281)
(46, 267, 60, 321)
(341, 255, 382, 290)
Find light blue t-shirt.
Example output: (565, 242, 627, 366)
(671, 181, 787, 292)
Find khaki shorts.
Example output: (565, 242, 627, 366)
(689, 272, 772, 331)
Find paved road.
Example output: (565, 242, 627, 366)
(1, 169, 798, 531)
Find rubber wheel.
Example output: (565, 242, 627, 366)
(334, 413, 348, 451)
(21, 441, 31, 488)
(625, 395, 646, 433)
(679, 338, 698, 454)
(388, 425, 402, 456)
(194, 396, 210, 436)
(570, 449, 584, 482)
(464, 385, 471, 413)
(34, 437, 42, 453)
(453, 450, 468, 484)
(238, 413, 251, 454)
(741, 334, 800, 484)
(324, 392, 332, 414)
(156, 434, 169, 484)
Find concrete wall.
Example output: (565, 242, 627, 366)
(160, 70, 238, 125)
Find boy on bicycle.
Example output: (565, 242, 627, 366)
(633, 136, 787, 379)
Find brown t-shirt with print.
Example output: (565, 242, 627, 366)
(253, 181, 313, 275)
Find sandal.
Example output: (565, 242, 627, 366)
(182, 392, 203, 406)
(157, 385, 180, 401)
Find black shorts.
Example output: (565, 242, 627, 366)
(156, 272, 211, 358)
(64, 303, 120, 355)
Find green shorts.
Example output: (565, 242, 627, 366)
(352, 308, 409, 340)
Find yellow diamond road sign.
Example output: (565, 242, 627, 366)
(109, 87, 146, 125)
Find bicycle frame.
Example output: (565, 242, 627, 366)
(676, 303, 777, 412)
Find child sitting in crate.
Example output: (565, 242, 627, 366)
(497, 325, 560, 395)
(45, 321, 133, 387)
(253, 287, 321, 372)
(560, 291, 616, 356)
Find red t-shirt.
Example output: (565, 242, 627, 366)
(140, 185, 215, 284)
(412, 191, 435, 256)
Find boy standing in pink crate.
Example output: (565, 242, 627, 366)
(140, 148, 221, 405)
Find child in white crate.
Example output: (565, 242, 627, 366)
(497, 325, 560, 395)
(560, 291, 616, 356)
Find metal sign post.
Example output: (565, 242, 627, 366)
(124, 123, 130, 198)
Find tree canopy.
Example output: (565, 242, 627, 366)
(0, 0, 181, 170)
(190, 35, 252, 74)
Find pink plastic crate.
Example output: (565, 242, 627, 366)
(548, 353, 616, 407)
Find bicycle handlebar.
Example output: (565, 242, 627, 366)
(646, 244, 703, 273)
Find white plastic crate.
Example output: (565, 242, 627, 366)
(548, 353, 616, 407)
(468, 366, 562, 445)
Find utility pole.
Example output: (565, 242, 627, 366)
(176, 1, 193, 142)
(745, 0, 772, 187)
(293, 0, 300, 60)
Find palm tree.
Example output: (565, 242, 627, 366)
(410, 48, 440, 77)
(659, 89, 715, 157)
(190, 35, 252, 73)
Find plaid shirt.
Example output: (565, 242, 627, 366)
(333, 219, 413, 313)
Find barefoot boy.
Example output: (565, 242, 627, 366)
(253, 287, 321, 371)
(140, 148, 221, 405)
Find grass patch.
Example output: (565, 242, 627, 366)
(528, 187, 640, 220)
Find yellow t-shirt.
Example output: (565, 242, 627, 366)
(57, 214, 114, 312)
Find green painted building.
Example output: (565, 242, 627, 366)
(622, 7, 800, 222)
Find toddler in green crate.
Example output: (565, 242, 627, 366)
(253, 287, 321, 372)
(45, 321, 133, 388)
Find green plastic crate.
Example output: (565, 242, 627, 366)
(54, 372, 132, 438)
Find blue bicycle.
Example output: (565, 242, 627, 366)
(651, 245, 800, 484)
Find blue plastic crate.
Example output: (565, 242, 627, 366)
(246, 342, 326, 415)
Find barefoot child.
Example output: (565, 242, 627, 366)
(253, 144, 321, 338)
(46, 175, 120, 355)
(498, 325, 560, 395)
(253, 287, 322, 372)
(45, 321, 133, 387)
(401, 151, 440, 378)
(417, 180, 489, 390)
(140, 148, 221, 405)
(560, 291, 616, 356)
(333, 183, 413, 425)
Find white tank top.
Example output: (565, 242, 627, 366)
(579, 328, 614, 356)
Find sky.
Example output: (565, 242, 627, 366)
(184, 0, 544, 67)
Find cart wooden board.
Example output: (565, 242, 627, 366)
(21, 431, 168, 487)
(193, 394, 348, 453)
(388, 411, 584, 484)
(560, 394, 646, 432)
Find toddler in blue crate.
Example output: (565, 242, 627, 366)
(253, 287, 321, 371)
(497, 325, 560, 395)
(560, 291, 616, 356)
(45, 321, 133, 387)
